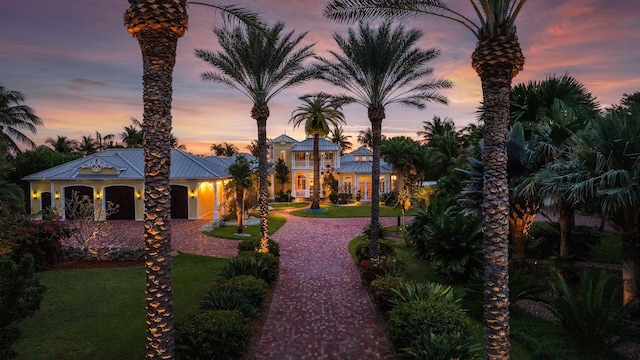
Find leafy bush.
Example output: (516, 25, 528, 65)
(543, 271, 639, 355)
(388, 282, 460, 309)
(274, 190, 292, 202)
(354, 238, 395, 263)
(380, 191, 399, 207)
(358, 256, 406, 286)
(361, 222, 389, 241)
(175, 309, 251, 360)
(0, 255, 47, 359)
(526, 222, 602, 259)
(237, 238, 280, 257)
(337, 193, 351, 204)
(402, 331, 482, 360)
(208, 275, 267, 309)
(328, 191, 338, 204)
(406, 205, 482, 283)
(370, 276, 405, 314)
(200, 288, 260, 319)
(387, 299, 471, 352)
(220, 251, 279, 285)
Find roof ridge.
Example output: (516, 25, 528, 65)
(114, 151, 144, 177)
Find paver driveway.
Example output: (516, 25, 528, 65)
(255, 211, 396, 360)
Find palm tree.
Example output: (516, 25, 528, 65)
(273, 157, 290, 197)
(417, 115, 455, 145)
(246, 140, 259, 157)
(0, 85, 43, 156)
(324, 2, 526, 356)
(356, 127, 378, 149)
(329, 125, 353, 155)
(289, 93, 346, 209)
(316, 22, 451, 259)
(381, 136, 425, 190)
(210, 142, 239, 156)
(225, 154, 255, 234)
(195, 21, 316, 252)
(95, 131, 116, 150)
(45, 135, 78, 154)
(565, 109, 640, 305)
(120, 118, 144, 148)
(78, 135, 97, 156)
(124, 2, 262, 358)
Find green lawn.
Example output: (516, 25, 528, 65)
(270, 201, 309, 210)
(203, 212, 286, 240)
(291, 203, 402, 218)
(15, 254, 227, 360)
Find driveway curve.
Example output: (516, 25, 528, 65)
(255, 211, 396, 360)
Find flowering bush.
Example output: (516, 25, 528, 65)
(358, 256, 405, 286)
(370, 276, 405, 315)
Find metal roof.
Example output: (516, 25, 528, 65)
(270, 134, 298, 144)
(23, 149, 227, 181)
(337, 146, 392, 173)
(291, 137, 340, 152)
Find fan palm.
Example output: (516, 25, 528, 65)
(324, 2, 527, 356)
(195, 21, 316, 251)
(329, 125, 353, 155)
(124, 1, 262, 357)
(0, 85, 42, 156)
(289, 93, 346, 209)
(317, 21, 451, 259)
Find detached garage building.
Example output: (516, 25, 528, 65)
(23, 148, 232, 221)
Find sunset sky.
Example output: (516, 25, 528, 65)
(2, 0, 639, 155)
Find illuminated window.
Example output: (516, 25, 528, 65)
(391, 174, 397, 191)
(297, 174, 306, 189)
(280, 151, 286, 161)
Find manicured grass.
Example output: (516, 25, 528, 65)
(203, 213, 286, 240)
(291, 203, 401, 218)
(270, 201, 309, 210)
(15, 254, 227, 360)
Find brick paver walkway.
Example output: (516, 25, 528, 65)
(255, 211, 396, 359)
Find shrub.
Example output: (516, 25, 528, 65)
(354, 238, 395, 263)
(543, 271, 639, 355)
(200, 288, 260, 319)
(237, 238, 280, 257)
(328, 191, 338, 204)
(526, 222, 602, 259)
(362, 222, 389, 241)
(274, 190, 292, 202)
(358, 256, 405, 286)
(370, 276, 405, 314)
(208, 275, 267, 309)
(220, 251, 279, 285)
(380, 191, 399, 207)
(175, 309, 251, 360)
(406, 205, 482, 283)
(337, 193, 350, 204)
(0, 255, 47, 359)
(402, 331, 482, 360)
(387, 299, 471, 352)
(388, 282, 459, 309)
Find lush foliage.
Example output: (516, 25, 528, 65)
(207, 275, 267, 310)
(402, 331, 482, 360)
(237, 237, 280, 257)
(354, 238, 395, 263)
(0, 255, 46, 359)
(174, 309, 252, 360)
(220, 251, 279, 285)
(369, 276, 404, 314)
(200, 288, 260, 319)
(358, 256, 405, 285)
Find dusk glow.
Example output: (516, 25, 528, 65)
(2, 0, 639, 155)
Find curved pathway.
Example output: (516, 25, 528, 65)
(255, 211, 396, 360)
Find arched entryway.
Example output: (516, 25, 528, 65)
(104, 186, 136, 220)
(64, 185, 93, 220)
(170, 185, 189, 219)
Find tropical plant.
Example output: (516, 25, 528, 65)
(324, 1, 528, 356)
(381, 136, 426, 190)
(402, 331, 482, 360)
(77, 135, 97, 156)
(225, 155, 255, 234)
(329, 125, 353, 155)
(388, 281, 460, 308)
(210, 142, 239, 156)
(289, 93, 346, 209)
(417, 115, 455, 145)
(200, 288, 260, 319)
(119, 117, 144, 148)
(196, 21, 316, 252)
(124, 1, 263, 357)
(0, 85, 43, 156)
(0, 255, 46, 359)
(356, 127, 379, 149)
(273, 157, 290, 200)
(316, 21, 451, 259)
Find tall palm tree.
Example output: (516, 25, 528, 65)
(210, 142, 239, 156)
(225, 154, 255, 234)
(316, 22, 451, 259)
(195, 22, 316, 251)
(356, 127, 377, 149)
(120, 118, 144, 148)
(417, 115, 455, 145)
(0, 85, 43, 156)
(124, 2, 262, 358)
(45, 135, 78, 154)
(324, 2, 526, 357)
(289, 93, 346, 209)
(78, 135, 97, 156)
(329, 125, 353, 155)
(95, 131, 116, 150)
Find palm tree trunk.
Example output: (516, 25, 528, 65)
(368, 108, 384, 259)
(312, 134, 321, 209)
(236, 189, 244, 234)
(138, 28, 178, 359)
(255, 111, 270, 253)
(509, 201, 539, 263)
(621, 232, 640, 305)
(477, 67, 513, 360)
(558, 205, 575, 258)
